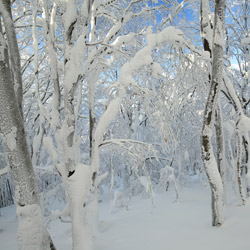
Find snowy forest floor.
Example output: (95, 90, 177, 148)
(0, 182, 250, 250)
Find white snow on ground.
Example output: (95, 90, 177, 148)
(0, 205, 18, 249)
(0, 184, 250, 250)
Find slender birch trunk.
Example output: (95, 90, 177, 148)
(215, 103, 226, 201)
(200, 0, 226, 197)
(236, 131, 246, 204)
(243, 134, 250, 196)
(201, 0, 226, 226)
(223, 73, 250, 201)
(200, 0, 213, 57)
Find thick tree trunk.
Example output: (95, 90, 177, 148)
(0, 0, 23, 114)
(201, 0, 226, 226)
(68, 165, 92, 250)
(0, 16, 55, 250)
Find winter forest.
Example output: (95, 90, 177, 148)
(0, 0, 250, 249)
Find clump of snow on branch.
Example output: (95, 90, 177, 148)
(16, 204, 44, 250)
(2, 126, 17, 151)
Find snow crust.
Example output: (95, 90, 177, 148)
(63, 1, 77, 34)
(43, 136, 62, 174)
(3, 126, 17, 151)
(96, 187, 249, 250)
(68, 164, 93, 250)
(241, 37, 250, 46)
(151, 62, 162, 78)
(16, 204, 43, 250)
(237, 114, 250, 133)
(68, 164, 91, 212)
(112, 33, 136, 48)
(0, 166, 9, 176)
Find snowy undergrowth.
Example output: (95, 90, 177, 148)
(0, 183, 250, 250)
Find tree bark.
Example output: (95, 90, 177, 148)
(236, 131, 246, 204)
(215, 103, 226, 201)
(200, 0, 226, 193)
(0, 0, 23, 115)
(243, 134, 250, 196)
(0, 7, 56, 250)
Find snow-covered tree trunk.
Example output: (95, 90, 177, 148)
(88, 1, 97, 163)
(201, 0, 226, 226)
(225, 0, 250, 198)
(200, 0, 213, 57)
(60, 2, 94, 248)
(0, 6, 55, 250)
(223, 73, 250, 201)
(34, 1, 94, 249)
(200, 0, 226, 193)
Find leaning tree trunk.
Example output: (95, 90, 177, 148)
(201, 0, 226, 227)
(0, 16, 55, 250)
(222, 73, 250, 200)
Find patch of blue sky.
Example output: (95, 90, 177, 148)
(176, 0, 196, 22)
(147, 0, 196, 30)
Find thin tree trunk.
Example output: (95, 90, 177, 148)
(200, 0, 213, 58)
(201, 0, 226, 226)
(223, 74, 250, 199)
(200, 0, 226, 202)
(243, 134, 250, 196)
(236, 132, 246, 204)
(215, 103, 226, 202)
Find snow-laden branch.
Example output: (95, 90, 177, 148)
(32, 1, 51, 124)
(161, 0, 194, 28)
(43, 136, 64, 177)
(41, 0, 61, 129)
(95, 25, 202, 152)
(0, 166, 10, 176)
(222, 71, 250, 133)
(99, 138, 158, 149)
(222, 71, 243, 113)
